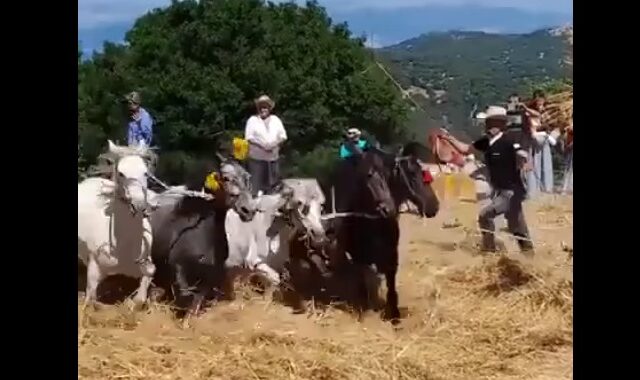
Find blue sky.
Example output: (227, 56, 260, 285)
(79, 0, 572, 52)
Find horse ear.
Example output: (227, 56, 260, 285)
(215, 152, 227, 163)
(281, 184, 294, 200)
(107, 140, 128, 158)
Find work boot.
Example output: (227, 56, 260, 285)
(516, 235, 535, 258)
(480, 233, 497, 253)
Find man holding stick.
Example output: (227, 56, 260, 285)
(440, 106, 535, 256)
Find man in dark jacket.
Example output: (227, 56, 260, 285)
(441, 106, 534, 256)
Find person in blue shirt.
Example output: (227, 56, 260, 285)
(339, 128, 369, 159)
(125, 91, 154, 147)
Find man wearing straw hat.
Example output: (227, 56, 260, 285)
(440, 106, 535, 256)
(244, 94, 287, 196)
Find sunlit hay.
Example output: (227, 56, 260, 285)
(445, 255, 573, 334)
(79, 199, 572, 380)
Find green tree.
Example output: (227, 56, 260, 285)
(78, 0, 408, 182)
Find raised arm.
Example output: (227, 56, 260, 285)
(440, 131, 473, 154)
(520, 103, 542, 118)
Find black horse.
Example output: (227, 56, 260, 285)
(149, 158, 256, 319)
(322, 142, 440, 323)
(282, 148, 395, 311)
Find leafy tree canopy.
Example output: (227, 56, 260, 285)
(78, 0, 408, 182)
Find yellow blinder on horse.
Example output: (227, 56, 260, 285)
(205, 172, 221, 192)
(232, 137, 249, 161)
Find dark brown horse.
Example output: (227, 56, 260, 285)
(286, 143, 440, 323)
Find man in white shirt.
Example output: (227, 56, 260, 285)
(244, 95, 287, 196)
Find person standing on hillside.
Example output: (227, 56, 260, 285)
(244, 95, 287, 196)
(440, 106, 535, 256)
(125, 91, 154, 147)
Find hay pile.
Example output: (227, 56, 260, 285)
(79, 256, 572, 380)
(79, 197, 572, 380)
(545, 26, 573, 131)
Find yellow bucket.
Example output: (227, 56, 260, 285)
(432, 173, 477, 203)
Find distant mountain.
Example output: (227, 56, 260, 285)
(334, 5, 572, 47)
(374, 28, 572, 140)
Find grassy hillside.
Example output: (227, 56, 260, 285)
(375, 28, 572, 141)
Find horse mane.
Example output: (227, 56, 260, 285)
(401, 141, 429, 159)
(91, 144, 159, 177)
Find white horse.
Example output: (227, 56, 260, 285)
(78, 141, 156, 305)
(225, 179, 327, 288)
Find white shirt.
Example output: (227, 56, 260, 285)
(244, 115, 287, 161)
(488, 132, 503, 146)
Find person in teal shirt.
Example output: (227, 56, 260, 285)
(339, 128, 369, 159)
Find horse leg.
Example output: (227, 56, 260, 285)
(172, 263, 192, 316)
(283, 258, 308, 314)
(363, 266, 383, 311)
(255, 262, 281, 287)
(84, 258, 104, 308)
(133, 260, 156, 305)
(382, 264, 401, 324)
(353, 263, 369, 322)
(222, 266, 240, 301)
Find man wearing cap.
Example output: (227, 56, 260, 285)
(441, 106, 534, 255)
(125, 91, 154, 147)
(339, 128, 369, 159)
(244, 94, 287, 196)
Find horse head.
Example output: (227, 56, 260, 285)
(216, 153, 257, 222)
(103, 140, 156, 216)
(393, 142, 440, 218)
(274, 180, 327, 247)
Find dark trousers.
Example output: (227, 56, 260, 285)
(247, 158, 280, 196)
(478, 189, 533, 253)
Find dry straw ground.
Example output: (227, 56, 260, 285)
(78, 195, 573, 380)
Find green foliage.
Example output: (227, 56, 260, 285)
(377, 30, 571, 140)
(78, 0, 408, 183)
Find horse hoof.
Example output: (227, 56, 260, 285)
(292, 307, 306, 315)
(132, 296, 147, 306)
(180, 316, 193, 329)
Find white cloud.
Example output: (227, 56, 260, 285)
(78, 0, 572, 30)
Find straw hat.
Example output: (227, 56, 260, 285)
(254, 95, 275, 110)
(124, 91, 141, 105)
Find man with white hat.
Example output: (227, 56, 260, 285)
(440, 105, 534, 256)
(339, 127, 369, 159)
(244, 94, 287, 196)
